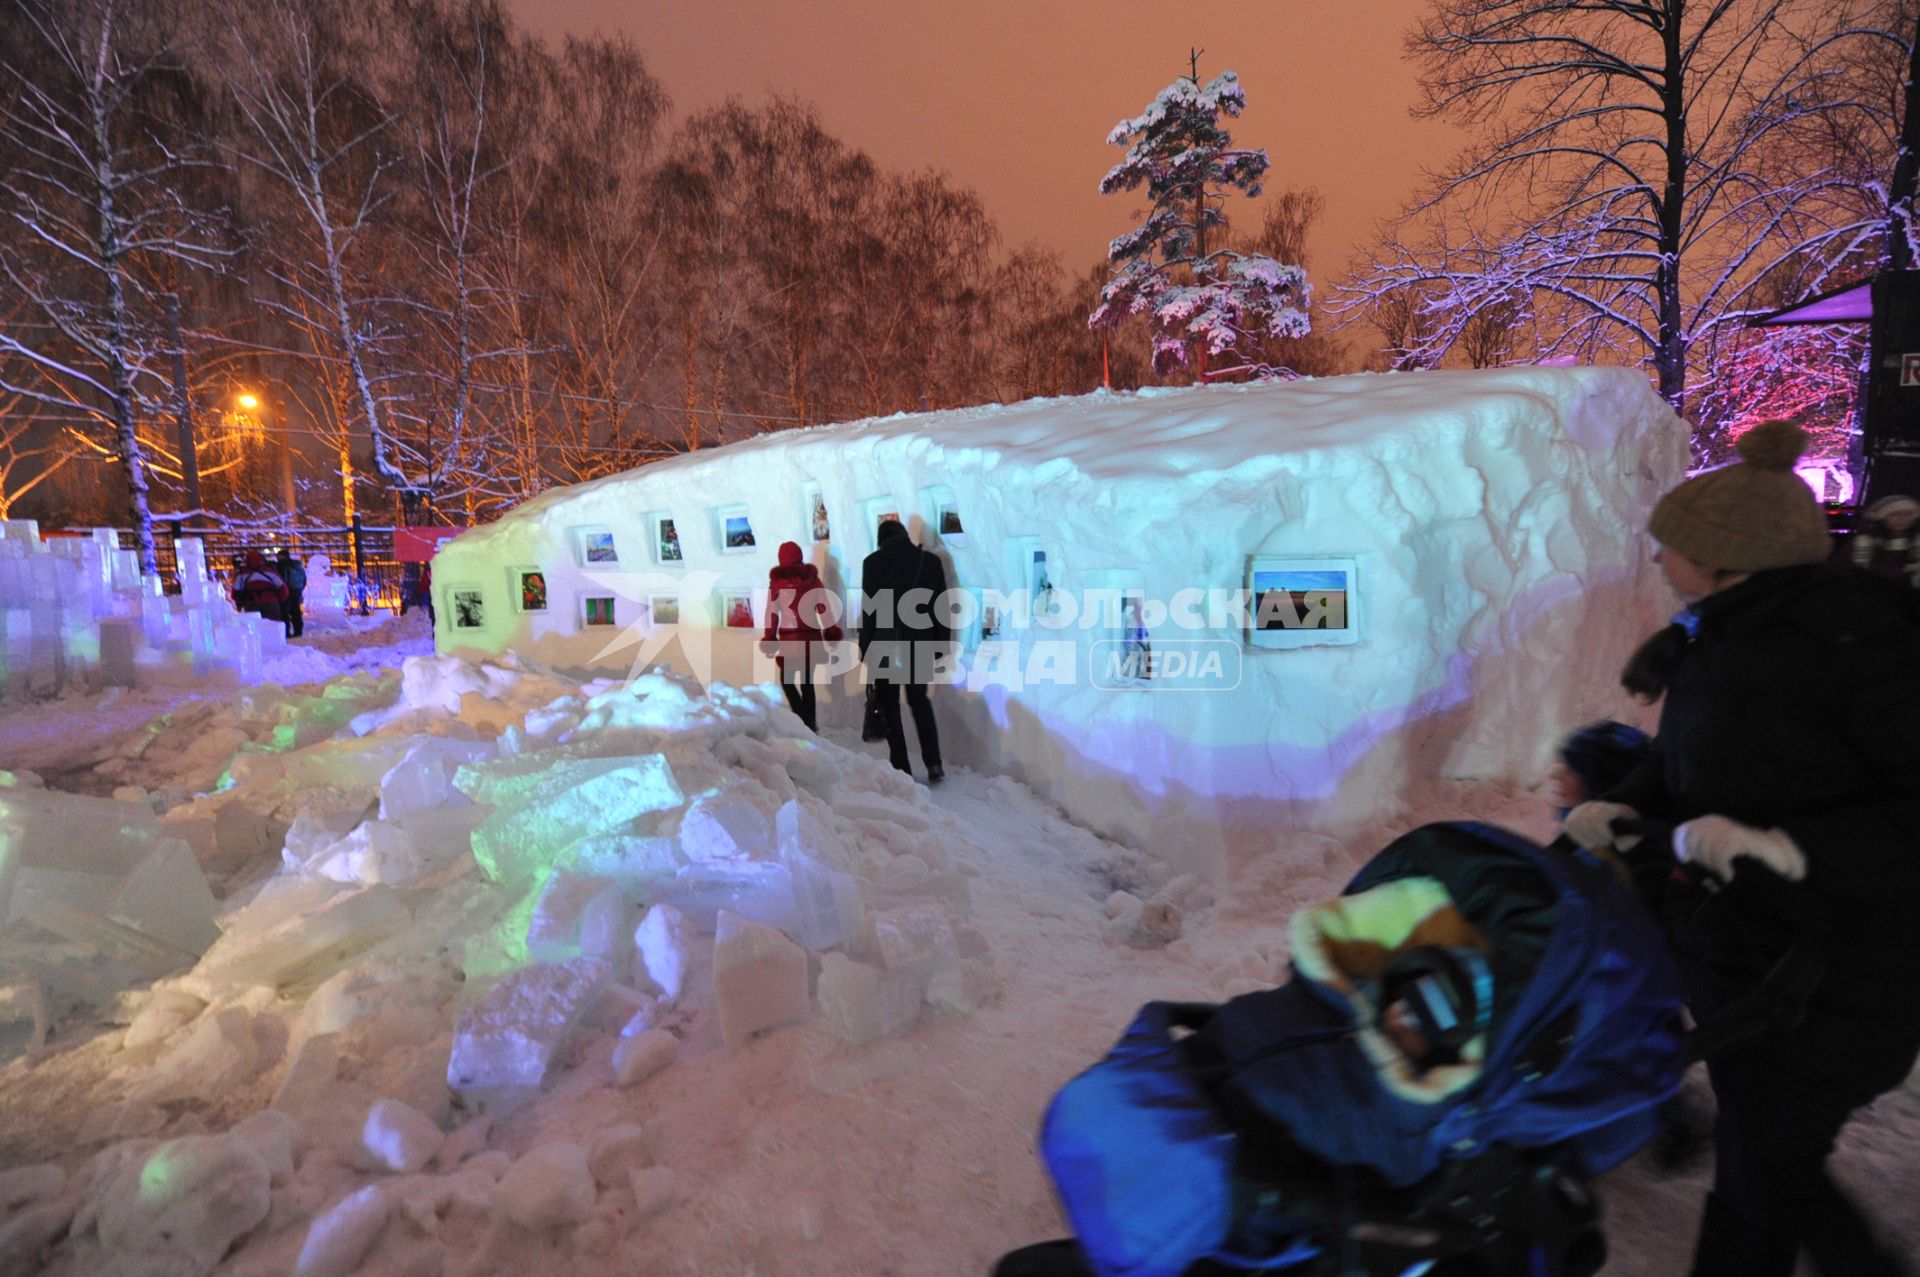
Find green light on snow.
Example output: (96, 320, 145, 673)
(139, 1148, 180, 1197)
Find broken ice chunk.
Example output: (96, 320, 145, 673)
(295, 1184, 390, 1277)
(73, 1132, 272, 1277)
(183, 885, 410, 1000)
(816, 952, 920, 1045)
(468, 755, 683, 885)
(677, 786, 775, 864)
(611, 1029, 676, 1088)
(445, 957, 612, 1096)
(631, 904, 688, 1003)
(360, 1099, 444, 1174)
(711, 910, 809, 1050)
(525, 872, 619, 963)
(494, 1142, 595, 1230)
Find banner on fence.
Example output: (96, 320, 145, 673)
(394, 526, 466, 563)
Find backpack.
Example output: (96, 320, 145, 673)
(286, 562, 308, 592)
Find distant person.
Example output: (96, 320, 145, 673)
(274, 548, 307, 638)
(1849, 494, 1920, 586)
(760, 541, 843, 733)
(417, 564, 434, 628)
(230, 550, 289, 622)
(858, 519, 949, 782)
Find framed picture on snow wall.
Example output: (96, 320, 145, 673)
(514, 568, 547, 613)
(648, 592, 680, 627)
(861, 496, 901, 546)
(582, 595, 617, 627)
(721, 589, 755, 629)
(1245, 556, 1359, 650)
(652, 514, 682, 564)
(451, 587, 486, 630)
(575, 526, 619, 566)
(717, 504, 757, 553)
(802, 484, 830, 543)
(922, 484, 964, 544)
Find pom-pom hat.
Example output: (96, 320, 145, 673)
(1647, 420, 1831, 571)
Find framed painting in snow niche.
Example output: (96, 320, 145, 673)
(802, 484, 831, 543)
(582, 594, 617, 627)
(721, 589, 755, 630)
(861, 497, 902, 546)
(922, 485, 964, 544)
(648, 592, 680, 627)
(651, 514, 682, 564)
(716, 504, 757, 554)
(450, 586, 486, 630)
(1245, 556, 1359, 650)
(574, 526, 619, 566)
(513, 568, 547, 613)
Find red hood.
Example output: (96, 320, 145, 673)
(244, 551, 266, 569)
(778, 540, 804, 567)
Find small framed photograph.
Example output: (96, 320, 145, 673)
(980, 601, 1001, 640)
(653, 514, 682, 564)
(1246, 556, 1359, 649)
(721, 589, 755, 629)
(803, 484, 831, 543)
(451, 587, 486, 630)
(1024, 544, 1057, 621)
(514, 568, 547, 613)
(923, 485, 964, 543)
(1109, 590, 1153, 681)
(861, 497, 902, 546)
(575, 526, 619, 566)
(582, 594, 617, 627)
(648, 592, 680, 627)
(717, 504, 756, 554)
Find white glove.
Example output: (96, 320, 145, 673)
(1565, 801, 1640, 852)
(1674, 815, 1807, 883)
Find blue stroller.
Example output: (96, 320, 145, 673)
(998, 822, 1693, 1277)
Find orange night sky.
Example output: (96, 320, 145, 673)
(506, 1, 1463, 285)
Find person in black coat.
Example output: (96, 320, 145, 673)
(1566, 421, 1920, 1277)
(858, 519, 951, 782)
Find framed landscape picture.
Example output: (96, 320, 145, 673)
(582, 595, 617, 627)
(717, 504, 756, 554)
(1246, 556, 1359, 650)
(649, 592, 680, 627)
(514, 568, 547, 613)
(451, 587, 486, 630)
(653, 514, 682, 564)
(923, 485, 964, 543)
(575, 526, 619, 566)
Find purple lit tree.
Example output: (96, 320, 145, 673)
(1090, 60, 1309, 379)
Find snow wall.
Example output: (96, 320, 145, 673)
(432, 368, 1688, 879)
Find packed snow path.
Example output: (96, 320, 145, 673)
(1, 650, 1914, 1275)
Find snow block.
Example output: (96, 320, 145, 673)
(712, 910, 810, 1050)
(816, 952, 921, 1045)
(469, 754, 683, 885)
(554, 831, 681, 884)
(627, 1167, 676, 1221)
(631, 904, 689, 1003)
(495, 1142, 595, 1230)
(677, 786, 775, 864)
(183, 885, 409, 999)
(525, 872, 618, 962)
(73, 1132, 272, 1277)
(577, 885, 633, 968)
(295, 1184, 390, 1277)
(612, 1028, 676, 1088)
(831, 791, 932, 834)
(136, 1008, 269, 1106)
(361, 1099, 444, 1174)
(445, 957, 612, 1096)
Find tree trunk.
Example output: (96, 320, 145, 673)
(1655, 0, 1689, 414)
(93, 79, 159, 575)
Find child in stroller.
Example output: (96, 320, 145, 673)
(996, 820, 1690, 1277)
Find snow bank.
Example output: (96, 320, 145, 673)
(432, 369, 1687, 876)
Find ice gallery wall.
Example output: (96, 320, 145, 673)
(432, 367, 1688, 875)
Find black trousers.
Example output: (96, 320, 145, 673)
(1690, 1002, 1920, 1277)
(775, 649, 817, 732)
(283, 594, 304, 638)
(873, 678, 941, 775)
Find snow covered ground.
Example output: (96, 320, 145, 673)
(0, 622, 1914, 1276)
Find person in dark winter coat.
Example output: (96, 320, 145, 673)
(274, 549, 307, 638)
(1849, 493, 1920, 586)
(1565, 421, 1920, 1277)
(760, 541, 843, 732)
(231, 550, 289, 621)
(858, 519, 951, 781)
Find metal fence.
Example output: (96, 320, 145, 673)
(94, 517, 420, 612)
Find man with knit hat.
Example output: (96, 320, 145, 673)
(1851, 493, 1920, 585)
(1564, 421, 1920, 1277)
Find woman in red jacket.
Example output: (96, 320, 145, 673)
(760, 541, 843, 732)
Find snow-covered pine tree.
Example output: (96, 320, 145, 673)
(1090, 64, 1309, 378)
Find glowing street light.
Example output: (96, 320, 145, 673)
(236, 392, 261, 411)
